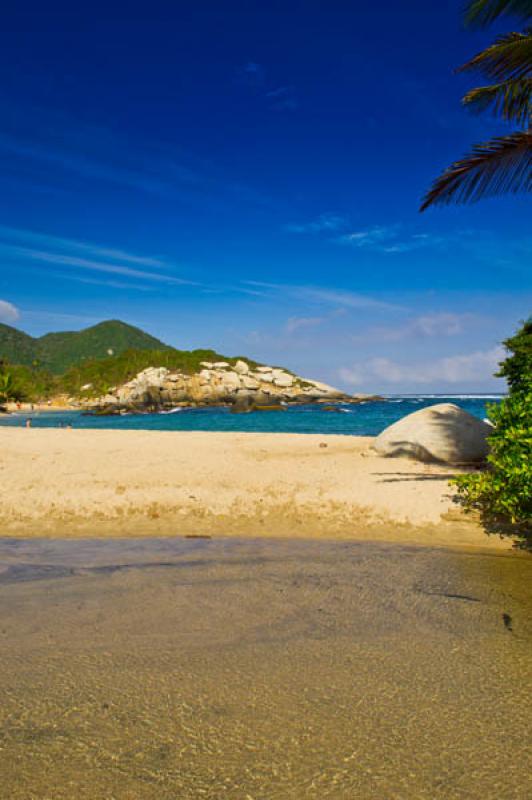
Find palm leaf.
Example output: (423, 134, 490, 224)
(420, 131, 532, 210)
(462, 78, 532, 123)
(465, 0, 532, 27)
(458, 30, 532, 81)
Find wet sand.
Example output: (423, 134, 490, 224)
(0, 536, 530, 799)
(0, 428, 508, 549)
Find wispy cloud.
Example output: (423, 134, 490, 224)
(284, 213, 349, 234)
(245, 281, 403, 311)
(338, 224, 400, 247)
(49, 272, 157, 292)
(337, 224, 446, 253)
(0, 133, 174, 195)
(284, 214, 454, 255)
(0, 243, 193, 285)
(339, 346, 505, 387)
(20, 309, 102, 325)
(266, 85, 298, 111)
(285, 316, 324, 334)
(0, 227, 196, 288)
(238, 63, 298, 110)
(238, 62, 266, 85)
(0, 225, 169, 269)
(0, 299, 20, 324)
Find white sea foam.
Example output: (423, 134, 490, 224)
(384, 394, 504, 400)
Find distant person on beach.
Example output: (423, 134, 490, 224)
(25, 419, 31, 428)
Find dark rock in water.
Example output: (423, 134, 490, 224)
(291, 394, 312, 404)
(231, 394, 253, 414)
(254, 390, 273, 406)
(253, 404, 285, 412)
(322, 405, 341, 412)
(85, 404, 136, 417)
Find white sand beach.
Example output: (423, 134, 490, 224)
(0, 428, 507, 549)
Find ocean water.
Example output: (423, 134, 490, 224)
(0, 395, 502, 436)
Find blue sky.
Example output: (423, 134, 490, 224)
(0, 0, 530, 392)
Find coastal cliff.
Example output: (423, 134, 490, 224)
(86, 359, 368, 412)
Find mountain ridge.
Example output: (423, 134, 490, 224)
(0, 319, 171, 373)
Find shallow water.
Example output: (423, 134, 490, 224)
(0, 536, 530, 799)
(0, 395, 500, 435)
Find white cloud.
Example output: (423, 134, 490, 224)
(339, 346, 505, 387)
(0, 299, 20, 324)
(350, 312, 471, 343)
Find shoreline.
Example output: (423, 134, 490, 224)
(0, 427, 512, 550)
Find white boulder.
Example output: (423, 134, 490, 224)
(220, 371, 241, 389)
(273, 373, 294, 388)
(242, 375, 260, 389)
(234, 360, 250, 374)
(372, 403, 492, 464)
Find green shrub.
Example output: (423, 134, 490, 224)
(0, 369, 27, 403)
(451, 319, 532, 544)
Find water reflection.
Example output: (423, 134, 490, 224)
(0, 537, 530, 799)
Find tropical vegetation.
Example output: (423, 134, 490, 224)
(0, 319, 261, 402)
(0, 319, 171, 373)
(421, 0, 532, 210)
(451, 319, 532, 542)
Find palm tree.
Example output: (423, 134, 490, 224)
(420, 0, 532, 210)
(0, 372, 15, 404)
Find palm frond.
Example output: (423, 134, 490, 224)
(462, 78, 532, 123)
(420, 131, 532, 210)
(458, 30, 532, 81)
(465, 0, 532, 28)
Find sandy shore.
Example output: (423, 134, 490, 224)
(0, 427, 507, 548)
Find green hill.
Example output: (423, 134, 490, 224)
(0, 319, 171, 373)
(0, 319, 262, 401)
(0, 323, 36, 366)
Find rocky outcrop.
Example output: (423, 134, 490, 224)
(85, 360, 368, 412)
(372, 403, 492, 464)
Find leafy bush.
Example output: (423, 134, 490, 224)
(0, 368, 27, 403)
(451, 319, 532, 543)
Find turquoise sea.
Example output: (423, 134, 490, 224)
(0, 396, 502, 436)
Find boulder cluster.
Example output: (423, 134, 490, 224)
(90, 359, 360, 412)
